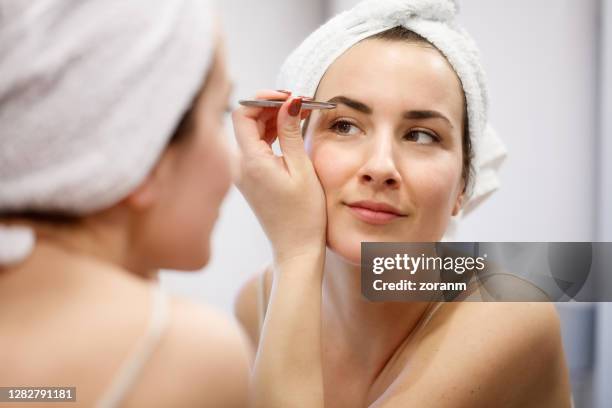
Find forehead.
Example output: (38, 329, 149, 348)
(191, 36, 231, 113)
(316, 39, 464, 118)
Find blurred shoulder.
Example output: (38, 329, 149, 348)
(127, 294, 252, 408)
(233, 265, 272, 349)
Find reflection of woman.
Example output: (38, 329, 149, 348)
(233, 0, 572, 406)
(0, 1, 249, 406)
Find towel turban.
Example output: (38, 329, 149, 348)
(0, 0, 216, 265)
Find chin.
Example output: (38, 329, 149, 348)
(183, 229, 213, 271)
(326, 221, 429, 266)
(168, 241, 211, 271)
(193, 246, 211, 270)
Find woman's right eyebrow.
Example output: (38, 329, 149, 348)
(326, 95, 372, 114)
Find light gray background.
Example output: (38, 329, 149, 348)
(160, 1, 611, 407)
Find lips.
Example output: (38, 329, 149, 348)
(345, 200, 407, 225)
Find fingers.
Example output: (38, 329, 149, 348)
(232, 107, 266, 157)
(257, 94, 311, 147)
(276, 96, 309, 175)
(232, 90, 289, 156)
(236, 90, 290, 120)
(232, 89, 313, 165)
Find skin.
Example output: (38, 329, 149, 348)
(0, 36, 251, 408)
(235, 39, 572, 407)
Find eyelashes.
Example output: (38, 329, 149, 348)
(330, 119, 361, 136)
(328, 119, 441, 144)
(404, 129, 440, 144)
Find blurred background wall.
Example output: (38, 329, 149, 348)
(594, 1, 611, 407)
(160, 1, 611, 406)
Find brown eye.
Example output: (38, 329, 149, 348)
(404, 130, 439, 144)
(330, 120, 360, 136)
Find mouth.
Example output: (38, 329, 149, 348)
(344, 200, 407, 225)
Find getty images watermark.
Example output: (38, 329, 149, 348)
(361, 242, 612, 302)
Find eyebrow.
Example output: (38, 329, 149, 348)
(326, 95, 454, 129)
(403, 110, 454, 129)
(327, 95, 372, 114)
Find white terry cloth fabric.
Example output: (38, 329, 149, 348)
(0, 0, 216, 265)
(276, 0, 507, 234)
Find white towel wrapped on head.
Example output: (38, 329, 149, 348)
(0, 0, 216, 265)
(276, 0, 507, 229)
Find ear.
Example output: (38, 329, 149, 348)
(451, 190, 464, 216)
(123, 173, 158, 210)
(122, 157, 168, 211)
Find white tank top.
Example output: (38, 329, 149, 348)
(96, 283, 169, 408)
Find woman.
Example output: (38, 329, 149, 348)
(232, 0, 572, 406)
(0, 1, 249, 407)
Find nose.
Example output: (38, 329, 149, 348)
(358, 132, 401, 190)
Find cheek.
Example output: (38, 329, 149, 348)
(402, 153, 462, 234)
(199, 131, 232, 194)
(309, 139, 364, 263)
(310, 141, 360, 198)
(166, 126, 232, 265)
(184, 129, 232, 219)
(406, 156, 459, 206)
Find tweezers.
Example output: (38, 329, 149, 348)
(238, 99, 337, 110)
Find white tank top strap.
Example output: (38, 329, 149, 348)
(421, 301, 443, 327)
(96, 282, 170, 408)
(410, 301, 444, 337)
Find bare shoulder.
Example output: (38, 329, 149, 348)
(374, 302, 572, 408)
(1, 255, 251, 408)
(233, 265, 272, 350)
(126, 296, 252, 408)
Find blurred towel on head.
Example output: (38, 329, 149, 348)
(0, 0, 216, 265)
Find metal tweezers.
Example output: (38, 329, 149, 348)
(238, 99, 337, 110)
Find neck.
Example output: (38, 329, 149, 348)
(20, 215, 158, 281)
(321, 247, 430, 371)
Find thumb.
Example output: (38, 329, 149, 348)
(277, 97, 308, 174)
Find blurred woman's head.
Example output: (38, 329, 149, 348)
(0, 1, 233, 275)
(118, 39, 233, 273)
(303, 27, 468, 264)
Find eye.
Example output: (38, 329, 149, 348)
(404, 130, 439, 144)
(330, 119, 361, 136)
(222, 105, 233, 121)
